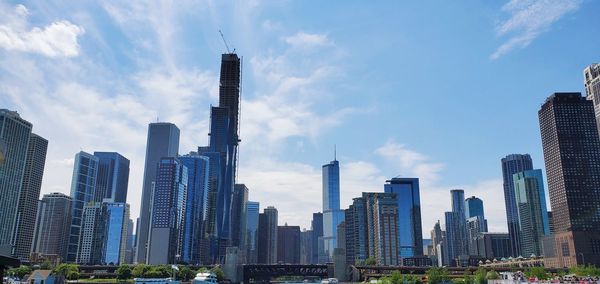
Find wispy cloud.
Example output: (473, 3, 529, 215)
(0, 4, 85, 57)
(284, 31, 332, 51)
(491, 0, 582, 60)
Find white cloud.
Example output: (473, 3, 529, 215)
(284, 31, 332, 50)
(0, 4, 85, 57)
(490, 0, 581, 60)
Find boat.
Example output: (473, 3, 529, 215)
(321, 278, 338, 284)
(192, 272, 218, 284)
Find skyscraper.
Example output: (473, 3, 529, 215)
(445, 189, 468, 266)
(277, 225, 301, 264)
(513, 169, 549, 257)
(13, 133, 48, 260)
(465, 196, 484, 219)
(322, 158, 344, 261)
(245, 201, 259, 264)
(32, 193, 72, 262)
(345, 197, 367, 265)
(584, 63, 600, 134)
(501, 154, 533, 257)
(103, 202, 130, 265)
(539, 92, 600, 267)
(67, 151, 99, 262)
(147, 157, 187, 265)
(136, 122, 180, 263)
(384, 178, 423, 257)
(0, 109, 32, 255)
(257, 206, 278, 264)
(77, 202, 105, 264)
(311, 212, 323, 264)
(231, 184, 249, 251)
(300, 229, 313, 264)
(93, 152, 130, 203)
(364, 192, 398, 266)
(180, 153, 209, 264)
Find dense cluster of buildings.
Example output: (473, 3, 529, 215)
(1, 56, 600, 270)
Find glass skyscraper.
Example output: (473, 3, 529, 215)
(513, 169, 549, 257)
(501, 154, 533, 257)
(180, 153, 209, 264)
(0, 109, 32, 255)
(345, 197, 367, 265)
(231, 184, 249, 250)
(465, 196, 484, 219)
(67, 151, 99, 262)
(311, 212, 323, 264)
(322, 159, 344, 261)
(93, 152, 130, 203)
(245, 201, 259, 264)
(384, 177, 423, 257)
(136, 122, 180, 264)
(444, 189, 468, 265)
(103, 202, 129, 265)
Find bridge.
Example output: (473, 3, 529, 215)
(242, 264, 330, 284)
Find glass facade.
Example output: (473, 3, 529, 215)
(322, 159, 344, 261)
(465, 196, 484, 219)
(311, 212, 323, 264)
(384, 178, 423, 257)
(501, 154, 533, 257)
(180, 154, 209, 264)
(94, 152, 130, 203)
(246, 201, 259, 263)
(104, 202, 129, 265)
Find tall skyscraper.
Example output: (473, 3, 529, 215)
(103, 202, 130, 265)
(444, 189, 468, 266)
(147, 157, 187, 264)
(231, 184, 249, 252)
(501, 154, 533, 257)
(384, 178, 423, 257)
(245, 201, 259, 264)
(13, 133, 48, 260)
(257, 206, 278, 264)
(277, 225, 301, 264)
(0, 109, 32, 255)
(311, 212, 323, 264)
(67, 151, 99, 262)
(364, 192, 398, 266)
(465, 196, 484, 219)
(430, 221, 446, 266)
(322, 158, 344, 261)
(539, 92, 600, 267)
(32, 193, 72, 262)
(136, 122, 180, 264)
(584, 63, 600, 134)
(77, 202, 106, 264)
(93, 152, 130, 203)
(513, 169, 549, 257)
(345, 197, 367, 265)
(300, 229, 313, 264)
(180, 153, 209, 265)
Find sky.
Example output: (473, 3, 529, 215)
(1, 0, 599, 238)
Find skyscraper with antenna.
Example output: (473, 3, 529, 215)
(321, 147, 344, 262)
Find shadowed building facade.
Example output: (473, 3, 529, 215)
(32, 193, 72, 262)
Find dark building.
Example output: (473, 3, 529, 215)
(547, 211, 554, 234)
(539, 92, 600, 267)
(475, 233, 511, 259)
(277, 225, 301, 264)
(136, 122, 180, 264)
(32, 193, 72, 262)
(384, 178, 423, 257)
(257, 213, 268, 264)
(501, 154, 533, 257)
(93, 152, 130, 203)
(257, 207, 278, 264)
(345, 197, 367, 265)
(231, 184, 249, 250)
(311, 212, 323, 264)
(13, 133, 48, 260)
(300, 229, 313, 264)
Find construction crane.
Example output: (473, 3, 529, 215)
(219, 30, 235, 54)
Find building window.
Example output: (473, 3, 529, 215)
(561, 242, 570, 257)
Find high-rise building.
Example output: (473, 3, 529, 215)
(147, 157, 187, 264)
(430, 221, 446, 266)
(300, 229, 313, 264)
(245, 201, 259, 264)
(231, 184, 249, 250)
(125, 219, 134, 264)
(311, 212, 323, 264)
(277, 225, 301, 264)
(366, 192, 399, 266)
(32, 193, 72, 262)
(257, 206, 278, 264)
(474, 233, 510, 259)
(384, 178, 423, 257)
(539, 92, 600, 267)
(93, 152, 130, 203)
(77, 202, 105, 264)
(345, 197, 367, 265)
(501, 154, 533, 257)
(584, 63, 600, 134)
(103, 202, 130, 265)
(466, 216, 487, 256)
(0, 109, 32, 255)
(136, 122, 180, 264)
(67, 151, 99, 262)
(13, 133, 48, 260)
(197, 148, 221, 264)
(180, 153, 209, 265)
(322, 158, 344, 261)
(465, 196, 484, 219)
(513, 169, 549, 257)
(445, 189, 468, 265)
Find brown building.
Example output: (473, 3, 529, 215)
(538, 93, 600, 267)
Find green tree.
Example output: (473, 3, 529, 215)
(177, 266, 195, 281)
(474, 268, 487, 284)
(485, 271, 499, 280)
(8, 266, 32, 279)
(40, 261, 54, 270)
(570, 265, 600, 277)
(132, 264, 151, 278)
(426, 267, 450, 284)
(463, 270, 474, 284)
(116, 265, 133, 280)
(53, 264, 80, 280)
(211, 267, 225, 282)
(525, 267, 548, 280)
(364, 257, 377, 266)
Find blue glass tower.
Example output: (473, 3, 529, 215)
(465, 196, 484, 219)
(322, 159, 344, 261)
(384, 177, 423, 257)
(180, 153, 209, 264)
(513, 169, 549, 257)
(311, 212, 323, 264)
(93, 152, 130, 203)
(103, 202, 129, 265)
(501, 154, 533, 257)
(67, 151, 99, 262)
(246, 201, 260, 263)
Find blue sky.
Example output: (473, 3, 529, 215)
(1, 0, 599, 236)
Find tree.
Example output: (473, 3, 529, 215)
(525, 267, 548, 280)
(177, 266, 195, 281)
(132, 264, 151, 278)
(211, 267, 225, 282)
(116, 265, 133, 280)
(8, 266, 32, 279)
(474, 268, 487, 284)
(426, 267, 450, 284)
(40, 261, 54, 270)
(570, 265, 600, 277)
(53, 264, 80, 280)
(485, 271, 499, 280)
(364, 257, 377, 266)
(463, 270, 474, 284)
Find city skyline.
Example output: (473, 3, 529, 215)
(2, 1, 600, 237)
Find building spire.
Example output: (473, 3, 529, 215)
(334, 144, 337, 161)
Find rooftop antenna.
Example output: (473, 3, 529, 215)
(219, 30, 234, 54)
(334, 144, 337, 161)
